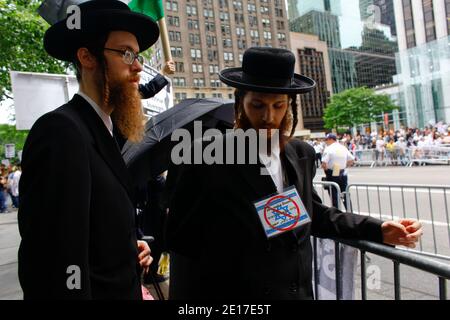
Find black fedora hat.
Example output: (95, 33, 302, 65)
(219, 47, 316, 94)
(44, 0, 159, 62)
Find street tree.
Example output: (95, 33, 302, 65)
(323, 87, 398, 130)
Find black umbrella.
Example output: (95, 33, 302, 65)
(122, 98, 235, 186)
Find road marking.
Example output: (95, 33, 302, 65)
(355, 211, 450, 227)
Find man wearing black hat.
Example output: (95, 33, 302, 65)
(165, 47, 423, 300)
(321, 133, 355, 210)
(18, 0, 159, 299)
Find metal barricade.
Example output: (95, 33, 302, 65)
(407, 146, 450, 167)
(354, 149, 376, 167)
(333, 238, 450, 300)
(346, 183, 450, 261)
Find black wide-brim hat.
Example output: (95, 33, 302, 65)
(219, 47, 316, 94)
(44, 0, 159, 62)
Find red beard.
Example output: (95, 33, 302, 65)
(108, 77, 145, 143)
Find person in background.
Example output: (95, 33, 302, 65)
(18, 0, 157, 299)
(321, 133, 354, 210)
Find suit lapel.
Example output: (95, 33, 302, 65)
(70, 94, 134, 200)
(283, 142, 308, 199)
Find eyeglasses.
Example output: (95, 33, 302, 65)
(104, 48, 144, 65)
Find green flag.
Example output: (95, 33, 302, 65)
(128, 0, 164, 21)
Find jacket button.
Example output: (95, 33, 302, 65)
(291, 244, 298, 253)
(264, 287, 271, 295)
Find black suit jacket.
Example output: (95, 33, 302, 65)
(166, 136, 383, 300)
(18, 94, 142, 299)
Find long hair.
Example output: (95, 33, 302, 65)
(233, 89, 299, 138)
(72, 32, 111, 109)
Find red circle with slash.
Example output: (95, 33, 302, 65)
(263, 195, 301, 231)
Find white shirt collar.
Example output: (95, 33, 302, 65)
(77, 91, 113, 136)
(259, 140, 283, 193)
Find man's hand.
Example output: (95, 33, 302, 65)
(162, 60, 175, 75)
(137, 240, 153, 274)
(381, 219, 423, 248)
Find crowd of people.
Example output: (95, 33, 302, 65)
(0, 163, 21, 213)
(308, 123, 450, 167)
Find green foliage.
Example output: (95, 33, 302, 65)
(323, 87, 398, 130)
(0, 0, 68, 102)
(0, 124, 28, 162)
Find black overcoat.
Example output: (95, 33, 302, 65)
(166, 136, 383, 300)
(18, 94, 141, 299)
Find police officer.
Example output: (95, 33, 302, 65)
(321, 133, 354, 210)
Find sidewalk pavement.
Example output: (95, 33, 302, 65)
(0, 209, 22, 300)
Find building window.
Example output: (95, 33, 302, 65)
(175, 62, 184, 73)
(236, 27, 245, 36)
(190, 49, 202, 59)
(170, 46, 183, 58)
(402, 0, 416, 48)
(422, 0, 436, 42)
(168, 16, 180, 27)
(262, 18, 271, 28)
(247, 3, 256, 12)
(446, 0, 450, 34)
(233, 1, 242, 10)
(219, 12, 229, 21)
(166, 1, 178, 12)
(260, 6, 269, 15)
(221, 24, 231, 36)
(277, 33, 286, 41)
(169, 31, 181, 42)
(188, 19, 199, 30)
(205, 22, 216, 32)
(186, 4, 197, 16)
(275, 8, 283, 17)
(189, 33, 201, 45)
(263, 31, 272, 40)
(224, 52, 234, 61)
(249, 15, 258, 26)
(192, 64, 203, 73)
(277, 20, 285, 30)
(204, 9, 214, 18)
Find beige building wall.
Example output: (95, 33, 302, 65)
(290, 32, 332, 133)
(151, 0, 291, 104)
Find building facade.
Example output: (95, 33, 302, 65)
(290, 32, 333, 132)
(150, 0, 291, 104)
(289, 0, 398, 93)
(393, 0, 450, 128)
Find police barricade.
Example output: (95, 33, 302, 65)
(345, 183, 450, 261)
(312, 181, 358, 300)
(354, 149, 376, 167)
(353, 146, 450, 167)
(407, 146, 450, 167)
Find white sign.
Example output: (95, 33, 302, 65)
(140, 64, 173, 118)
(5, 144, 15, 159)
(11, 65, 173, 130)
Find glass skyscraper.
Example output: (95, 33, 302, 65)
(289, 0, 398, 93)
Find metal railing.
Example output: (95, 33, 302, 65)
(345, 183, 450, 261)
(330, 238, 450, 300)
(353, 147, 450, 167)
(313, 181, 450, 300)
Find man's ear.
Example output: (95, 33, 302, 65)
(76, 47, 98, 70)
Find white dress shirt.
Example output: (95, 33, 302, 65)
(259, 142, 284, 194)
(77, 91, 113, 137)
(322, 142, 355, 175)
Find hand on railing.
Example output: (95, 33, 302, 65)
(381, 219, 423, 248)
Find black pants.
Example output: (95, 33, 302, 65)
(324, 170, 349, 211)
(315, 153, 322, 168)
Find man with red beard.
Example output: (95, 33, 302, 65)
(18, 0, 158, 299)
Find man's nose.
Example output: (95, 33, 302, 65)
(262, 107, 274, 123)
(131, 59, 143, 72)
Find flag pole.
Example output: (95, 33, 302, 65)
(157, 17, 172, 63)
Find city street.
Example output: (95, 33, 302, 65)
(0, 165, 449, 300)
